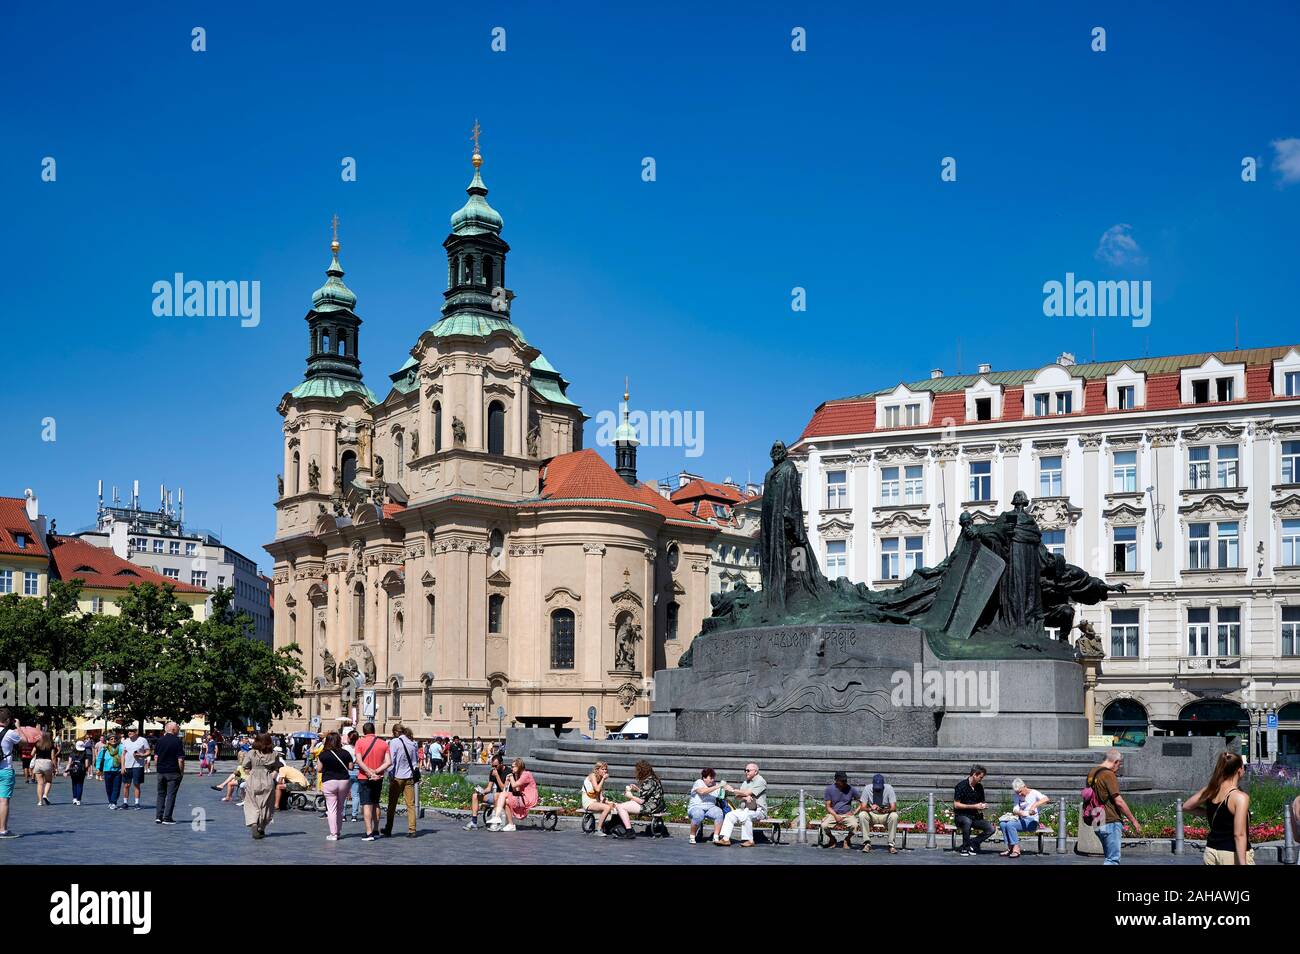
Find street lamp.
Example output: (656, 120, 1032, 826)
(93, 682, 124, 736)
(463, 702, 486, 764)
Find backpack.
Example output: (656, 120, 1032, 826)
(1080, 768, 1109, 827)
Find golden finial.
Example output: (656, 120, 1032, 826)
(330, 213, 340, 253)
(471, 119, 483, 168)
(623, 376, 629, 403)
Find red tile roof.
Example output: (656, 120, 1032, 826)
(798, 346, 1300, 442)
(533, 450, 711, 526)
(670, 479, 749, 505)
(49, 535, 207, 594)
(0, 496, 47, 558)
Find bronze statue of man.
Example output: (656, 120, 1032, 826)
(759, 440, 829, 610)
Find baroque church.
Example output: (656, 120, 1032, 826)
(266, 137, 718, 739)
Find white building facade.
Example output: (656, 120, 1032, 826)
(792, 346, 1300, 765)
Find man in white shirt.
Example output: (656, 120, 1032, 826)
(717, 762, 768, 847)
(119, 727, 151, 809)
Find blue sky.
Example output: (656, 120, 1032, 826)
(4, 1, 1299, 569)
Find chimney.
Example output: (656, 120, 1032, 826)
(1057, 351, 1076, 367)
(978, 362, 991, 374)
(23, 488, 38, 521)
(930, 368, 944, 379)
(746, 482, 761, 497)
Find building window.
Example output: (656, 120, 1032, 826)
(1285, 371, 1300, 396)
(884, 405, 900, 428)
(434, 402, 444, 453)
(550, 609, 575, 669)
(395, 431, 405, 479)
(14, 534, 27, 549)
(974, 397, 992, 421)
(1113, 526, 1137, 572)
(905, 403, 922, 426)
(1033, 393, 1050, 416)
(1283, 519, 1300, 566)
(488, 594, 504, 634)
(1039, 455, 1063, 497)
(826, 539, 846, 574)
(1283, 607, 1300, 657)
(1043, 529, 1065, 557)
(904, 465, 924, 503)
(1185, 522, 1238, 570)
(1110, 609, 1140, 657)
(1116, 385, 1136, 409)
(487, 401, 506, 455)
(1217, 607, 1241, 656)
(969, 460, 992, 501)
(904, 535, 923, 574)
(426, 594, 435, 635)
(482, 254, 494, 287)
(1187, 607, 1211, 656)
(163, 568, 180, 580)
(169, 541, 180, 555)
(1112, 450, 1137, 493)
(880, 467, 900, 505)
(153, 539, 164, 553)
(185, 543, 196, 556)
(1283, 441, 1300, 484)
(1056, 391, 1073, 414)
(341, 451, 357, 487)
(826, 470, 847, 509)
(91, 597, 103, 614)
(191, 571, 207, 587)
(0, 571, 12, 594)
(666, 601, 679, 640)
(1217, 521, 1239, 568)
(881, 537, 920, 579)
(881, 539, 900, 580)
(23, 572, 38, 596)
(390, 678, 401, 718)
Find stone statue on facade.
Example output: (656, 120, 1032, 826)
(410, 430, 419, 456)
(1074, 619, 1106, 658)
(308, 459, 321, 491)
(321, 648, 337, 683)
(374, 455, 384, 481)
(277, 474, 284, 497)
(452, 417, 467, 446)
(615, 619, 641, 671)
(360, 645, 377, 685)
(527, 422, 540, 457)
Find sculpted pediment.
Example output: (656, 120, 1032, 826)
(1178, 493, 1249, 519)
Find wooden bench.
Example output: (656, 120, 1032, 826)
(478, 803, 562, 831)
(948, 824, 1055, 855)
(815, 819, 919, 849)
(707, 816, 788, 844)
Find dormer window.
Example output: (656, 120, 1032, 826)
(884, 406, 900, 428)
(974, 397, 992, 421)
(1116, 386, 1135, 409)
(14, 533, 27, 549)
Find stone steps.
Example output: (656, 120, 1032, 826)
(522, 739, 1158, 798)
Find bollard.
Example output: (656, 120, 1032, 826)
(926, 791, 936, 849)
(1283, 801, 1296, 865)
(1057, 797, 1067, 854)
(797, 788, 807, 844)
(1174, 800, 1184, 856)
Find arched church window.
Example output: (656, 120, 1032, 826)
(395, 432, 405, 479)
(487, 401, 506, 455)
(550, 609, 575, 670)
(462, 255, 474, 284)
(426, 594, 436, 636)
(666, 601, 679, 641)
(389, 677, 401, 717)
(291, 451, 300, 493)
(488, 593, 504, 634)
(433, 402, 443, 453)
(337, 335, 346, 356)
(341, 451, 357, 487)
(482, 255, 494, 287)
(321, 329, 331, 352)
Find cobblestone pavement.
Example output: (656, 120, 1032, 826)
(0, 764, 1200, 866)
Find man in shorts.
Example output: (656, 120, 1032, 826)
(0, 708, 24, 836)
(119, 727, 151, 809)
(353, 722, 390, 841)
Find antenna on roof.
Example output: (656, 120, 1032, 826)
(1234, 315, 1239, 350)
(955, 339, 963, 375)
(1091, 328, 1096, 363)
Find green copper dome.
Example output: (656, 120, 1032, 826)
(289, 375, 377, 403)
(426, 312, 528, 343)
(311, 246, 357, 312)
(450, 168, 504, 237)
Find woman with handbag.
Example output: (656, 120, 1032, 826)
(240, 733, 284, 840)
(96, 732, 123, 809)
(1183, 751, 1254, 865)
(316, 731, 353, 841)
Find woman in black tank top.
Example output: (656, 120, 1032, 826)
(1183, 751, 1253, 865)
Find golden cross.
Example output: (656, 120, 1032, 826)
(331, 213, 339, 243)
(471, 119, 482, 156)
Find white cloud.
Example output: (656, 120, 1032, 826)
(1094, 224, 1147, 267)
(1271, 138, 1300, 185)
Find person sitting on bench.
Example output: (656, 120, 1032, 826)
(464, 753, 509, 831)
(717, 762, 768, 847)
(687, 767, 725, 844)
(581, 760, 621, 836)
(1000, 778, 1048, 859)
(490, 758, 538, 832)
(953, 765, 994, 856)
(613, 760, 665, 839)
(858, 773, 900, 854)
(819, 771, 862, 849)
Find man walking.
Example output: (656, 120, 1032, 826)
(120, 726, 151, 809)
(1088, 749, 1141, 865)
(448, 736, 464, 774)
(953, 765, 994, 856)
(383, 724, 420, 838)
(153, 721, 185, 825)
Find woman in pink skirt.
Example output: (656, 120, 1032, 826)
(315, 731, 353, 841)
(490, 758, 538, 832)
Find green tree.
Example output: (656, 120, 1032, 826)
(85, 583, 205, 729)
(0, 581, 95, 729)
(192, 587, 304, 732)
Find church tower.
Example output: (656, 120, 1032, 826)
(302, 217, 367, 393)
(614, 378, 639, 485)
(442, 121, 511, 326)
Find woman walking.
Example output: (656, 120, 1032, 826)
(65, 737, 90, 805)
(1183, 751, 1254, 865)
(316, 731, 353, 841)
(31, 731, 58, 806)
(96, 732, 123, 809)
(239, 733, 284, 840)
